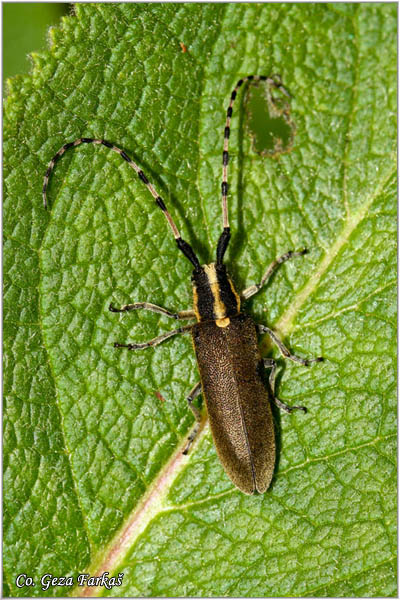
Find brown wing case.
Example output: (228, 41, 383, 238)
(192, 314, 275, 494)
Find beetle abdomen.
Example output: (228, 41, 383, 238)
(192, 314, 275, 494)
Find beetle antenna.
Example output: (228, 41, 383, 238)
(42, 138, 201, 269)
(216, 74, 289, 265)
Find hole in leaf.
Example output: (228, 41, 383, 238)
(245, 79, 296, 156)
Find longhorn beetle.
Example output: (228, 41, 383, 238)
(43, 74, 323, 495)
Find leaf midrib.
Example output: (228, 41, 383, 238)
(73, 159, 396, 594)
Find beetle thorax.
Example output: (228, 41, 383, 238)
(191, 262, 241, 327)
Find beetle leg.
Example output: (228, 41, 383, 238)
(241, 249, 308, 300)
(186, 381, 202, 421)
(263, 358, 307, 413)
(109, 301, 196, 320)
(183, 382, 203, 455)
(113, 324, 193, 350)
(259, 325, 323, 365)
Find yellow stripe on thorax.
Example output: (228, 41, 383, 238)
(193, 285, 201, 321)
(203, 264, 230, 327)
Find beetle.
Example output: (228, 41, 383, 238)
(43, 74, 322, 494)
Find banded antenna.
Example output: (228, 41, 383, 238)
(42, 137, 201, 270)
(216, 74, 290, 265)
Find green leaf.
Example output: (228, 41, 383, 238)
(4, 4, 396, 597)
